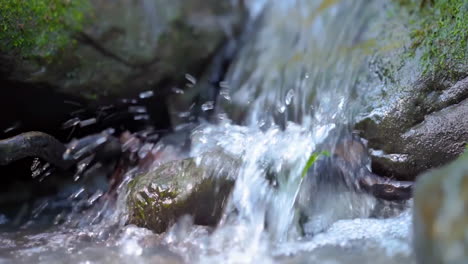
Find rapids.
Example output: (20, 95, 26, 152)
(0, 0, 415, 263)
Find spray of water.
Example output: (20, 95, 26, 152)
(0, 1, 414, 263)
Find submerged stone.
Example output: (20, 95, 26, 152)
(127, 152, 239, 233)
(413, 151, 468, 264)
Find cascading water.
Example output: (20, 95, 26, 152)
(0, 0, 415, 263)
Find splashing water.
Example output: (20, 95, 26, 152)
(0, 0, 415, 263)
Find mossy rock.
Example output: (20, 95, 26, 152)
(413, 151, 468, 264)
(1, 0, 246, 101)
(127, 152, 240, 233)
(0, 0, 89, 58)
(354, 0, 468, 180)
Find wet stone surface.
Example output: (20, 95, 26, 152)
(127, 152, 240, 233)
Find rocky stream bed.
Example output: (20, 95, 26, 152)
(0, 0, 467, 263)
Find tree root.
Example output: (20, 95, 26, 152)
(0, 131, 122, 170)
(0, 132, 74, 169)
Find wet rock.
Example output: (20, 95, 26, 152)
(357, 76, 468, 180)
(1, 0, 246, 101)
(127, 152, 239, 233)
(413, 151, 468, 264)
(354, 0, 468, 180)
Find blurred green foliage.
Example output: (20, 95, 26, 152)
(0, 0, 90, 58)
(301, 151, 330, 179)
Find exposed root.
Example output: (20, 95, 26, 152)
(0, 131, 74, 169)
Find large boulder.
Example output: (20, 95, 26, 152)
(355, 0, 468, 180)
(413, 151, 468, 264)
(0, 0, 246, 100)
(126, 152, 239, 233)
(357, 79, 468, 180)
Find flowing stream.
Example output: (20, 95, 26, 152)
(0, 1, 415, 263)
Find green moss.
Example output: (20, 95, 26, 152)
(402, 0, 468, 73)
(0, 0, 90, 58)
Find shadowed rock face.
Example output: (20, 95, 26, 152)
(413, 152, 468, 264)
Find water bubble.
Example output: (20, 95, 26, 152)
(139, 90, 154, 99)
(201, 101, 215, 111)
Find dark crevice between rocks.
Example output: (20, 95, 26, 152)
(0, 79, 173, 224)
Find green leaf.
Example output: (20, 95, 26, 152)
(301, 151, 330, 179)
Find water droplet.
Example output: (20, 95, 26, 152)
(139, 90, 154, 99)
(220, 89, 231, 101)
(64, 134, 108, 160)
(3, 121, 21, 133)
(219, 81, 230, 89)
(128, 106, 147, 114)
(32, 202, 49, 218)
(138, 143, 154, 159)
(185, 73, 197, 85)
(134, 115, 150, 121)
(172, 87, 184, 94)
(201, 101, 214, 111)
(63, 117, 80, 129)
(30, 158, 40, 171)
(178, 111, 191, 118)
(70, 188, 85, 200)
(76, 155, 94, 175)
(285, 89, 294, 105)
(277, 103, 286, 113)
(87, 190, 104, 206)
(79, 118, 97, 128)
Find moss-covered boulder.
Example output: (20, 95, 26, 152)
(413, 151, 468, 264)
(0, 0, 246, 100)
(127, 152, 239, 233)
(355, 0, 468, 180)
